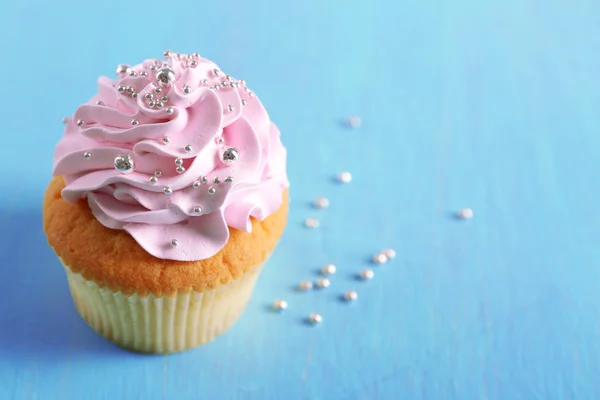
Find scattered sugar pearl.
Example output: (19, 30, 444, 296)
(344, 290, 358, 301)
(308, 313, 323, 324)
(314, 196, 330, 209)
(321, 264, 337, 276)
(272, 299, 288, 311)
(299, 281, 313, 291)
(360, 269, 374, 280)
(316, 278, 330, 289)
(372, 253, 388, 265)
(305, 218, 320, 228)
(346, 116, 362, 128)
(337, 171, 352, 183)
(458, 208, 474, 219)
(383, 248, 396, 259)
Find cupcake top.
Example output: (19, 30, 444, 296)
(53, 51, 288, 261)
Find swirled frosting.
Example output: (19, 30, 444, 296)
(53, 51, 288, 261)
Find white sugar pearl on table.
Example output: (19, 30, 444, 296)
(457, 208, 474, 219)
(360, 269, 374, 280)
(299, 281, 313, 291)
(321, 264, 336, 275)
(346, 116, 362, 128)
(344, 290, 358, 301)
(316, 278, 330, 289)
(272, 299, 288, 311)
(382, 248, 396, 259)
(304, 218, 320, 228)
(337, 171, 352, 183)
(308, 313, 323, 324)
(372, 253, 388, 265)
(314, 197, 330, 209)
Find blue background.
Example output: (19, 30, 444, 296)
(1, 0, 599, 399)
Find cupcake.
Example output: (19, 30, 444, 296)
(43, 51, 289, 353)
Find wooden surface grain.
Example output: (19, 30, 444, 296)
(1, 0, 599, 399)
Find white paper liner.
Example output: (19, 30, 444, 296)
(62, 260, 264, 353)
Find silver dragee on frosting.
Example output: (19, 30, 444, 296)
(53, 51, 289, 261)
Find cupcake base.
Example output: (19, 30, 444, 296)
(63, 259, 264, 354)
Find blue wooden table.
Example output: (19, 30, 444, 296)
(1, 0, 599, 398)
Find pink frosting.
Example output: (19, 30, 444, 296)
(53, 52, 288, 261)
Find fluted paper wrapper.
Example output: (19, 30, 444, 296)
(62, 261, 264, 354)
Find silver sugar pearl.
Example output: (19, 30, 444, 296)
(193, 206, 202, 214)
(227, 104, 234, 112)
(344, 290, 358, 301)
(215, 136, 225, 145)
(220, 147, 239, 164)
(150, 65, 157, 71)
(241, 99, 247, 106)
(155, 101, 164, 108)
(316, 278, 331, 289)
(213, 177, 221, 185)
(95, 100, 104, 106)
(273, 299, 288, 311)
(193, 181, 201, 188)
(321, 264, 336, 275)
(200, 176, 208, 184)
(190, 60, 198, 68)
(221, 81, 229, 88)
(208, 186, 216, 195)
(140, 71, 149, 77)
(174, 158, 183, 166)
(132, 92, 138, 99)
(202, 79, 208, 85)
(114, 154, 134, 173)
(117, 85, 126, 93)
(126, 86, 134, 94)
(212, 68, 220, 76)
(163, 50, 173, 57)
(308, 313, 323, 324)
(224, 176, 233, 184)
(156, 67, 176, 87)
(131, 119, 139, 126)
(171, 239, 178, 247)
(184, 144, 192, 152)
(144, 93, 154, 100)
(161, 96, 168, 102)
(162, 136, 171, 144)
(166, 107, 174, 115)
(128, 70, 137, 77)
(83, 152, 92, 160)
(183, 85, 191, 94)
(148, 100, 156, 108)
(154, 60, 162, 66)
(116, 64, 129, 74)
(176, 166, 185, 174)
(163, 186, 172, 195)
(154, 170, 162, 177)
(149, 176, 158, 184)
